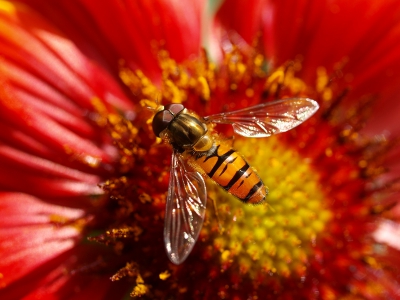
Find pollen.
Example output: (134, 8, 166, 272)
(159, 270, 171, 280)
(131, 274, 149, 297)
(49, 214, 87, 231)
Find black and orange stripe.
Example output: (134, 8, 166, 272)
(192, 141, 266, 204)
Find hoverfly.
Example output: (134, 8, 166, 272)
(152, 98, 319, 264)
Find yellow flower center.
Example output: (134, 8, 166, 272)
(204, 136, 332, 278)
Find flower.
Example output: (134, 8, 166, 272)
(1, 0, 400, 299)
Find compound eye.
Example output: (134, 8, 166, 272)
(165, 103, 184, 115)
(152, 110, 174, 137)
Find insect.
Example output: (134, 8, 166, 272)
(152, 98, 319, 264)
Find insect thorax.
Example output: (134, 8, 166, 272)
(168, 112, 210, 149)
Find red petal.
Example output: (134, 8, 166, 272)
(16, 0, 204, 83)
(0, 145, 100, 183)
(0, 3, 141, 174)
(0, 5, 133, 111)
(0, 81, 111, 165)
(0, 144, 103, 201)
(0, 193, 84, 287)
(0, 245, 129, 300)
(0, 192, 128, 298)
(216, 0, 265, 44)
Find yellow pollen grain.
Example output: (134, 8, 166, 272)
(177, 71, 190, 87)
(119, 63, 159, 100)
(63, 145, 101, 168)
(131, 274, 149, 297)
(266, 67, 285, 85)
(197, 76, 210, 100)
(237, 62, 246, 75)
(221, 250, 231, 262)
(49, 214, 70, 224)
(204, 137, 331, 279)
(316, 67, 329, 92)
(49, 214, 85, 232)
(245, 88, 255, 98)
(365, 256, 380, 268)
(90, 97, 109, 125)
(358, 160, 367, 168)
(322, 89, 333, 101)
(159, 270, 171, 280)
(254, 54, 264, 67)
(164, 80, 183, 103)
(325, 148, 333, 157)
(316, 66, 333, 102)
(288, 78, 306, 94)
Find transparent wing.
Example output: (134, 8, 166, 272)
(204, 98, 319, 137)
(164, 149, 207, 265)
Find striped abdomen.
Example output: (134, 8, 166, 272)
(192, 141, 266, 204)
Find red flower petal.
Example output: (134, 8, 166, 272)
(16, 0, 205, 83)
(0, 193, 84, 287)
(216, 0, 265, 44)
(0, 6, 133, 110)
(0, 245, 129, 300)
(0, 81, 111, 164)
(0, 3, 138, 199)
